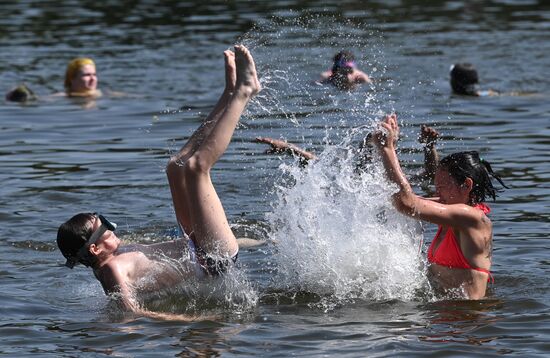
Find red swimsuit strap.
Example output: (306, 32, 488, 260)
(473, 202, 491, 214)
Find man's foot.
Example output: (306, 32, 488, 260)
(224, 50, 236, 93)
(234, 45, 261, 98)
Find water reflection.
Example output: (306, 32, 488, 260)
(419, 299, 504, 345)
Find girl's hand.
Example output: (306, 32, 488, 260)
(373, 113, 399, 149)
(418, 125, 439, 148)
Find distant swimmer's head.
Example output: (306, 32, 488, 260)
(450, 63, 479, 96)
(64, 58, 98, 95)
(332, 50, 356, 75)
(5, 84, 36, 102)
(436, 151, 507, 205)
(57, 213, 118, 269)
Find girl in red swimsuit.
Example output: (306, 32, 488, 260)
(372, 114, 507, 299)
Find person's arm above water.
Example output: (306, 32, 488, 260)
(255, 137, 318, 161)
(353, 69, 372, 84)
(418, 125, 440, 182)
(372, 114, 482, 229)
(316, 70, 332, 84)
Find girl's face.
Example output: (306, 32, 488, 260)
(434, 168, 471, 205)
(70, 64, 97, 93)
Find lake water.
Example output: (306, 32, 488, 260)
(1, 1, 549, 356)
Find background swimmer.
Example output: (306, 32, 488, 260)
(5, 57, 130, 106)
(318, 50, 372, 90)
(372, 114, 507, 299)
(5, 84, 36, 102)
(56, 45, 261, 320)
(450, 63, 498, 97)
(5, 57, 101, 102)
(64, 57, 101, 97)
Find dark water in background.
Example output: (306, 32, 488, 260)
(1, 0, 550, 356)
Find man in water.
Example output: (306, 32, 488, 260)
(56, 45, 261, 319)
(450, 63, 498, 97)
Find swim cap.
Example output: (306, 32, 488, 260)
(64, 58, 95, 90)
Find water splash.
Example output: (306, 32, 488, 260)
(267, 139, 429, 309)
(234, 14, 428, 308)
(133, 253, 259, 316)
(239, 13, 394, 125)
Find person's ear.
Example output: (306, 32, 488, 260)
(89, 244, 101, 257)
(463, 177, 474, 192)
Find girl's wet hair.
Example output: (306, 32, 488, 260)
(57, 212, 97, 268)
(438, 151, 508, 203)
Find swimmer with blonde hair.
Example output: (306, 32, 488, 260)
(6, 57, 104, 103)
(64, 57, 101, 97)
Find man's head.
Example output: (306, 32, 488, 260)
(57, 213, 118, 268)
(450, 63, 479, 96)
(5, 84, 36, 102)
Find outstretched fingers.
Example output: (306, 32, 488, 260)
(372, 113, 399, 149)
(383, 113, 398, 130)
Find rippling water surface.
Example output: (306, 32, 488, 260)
(1, 1, 549, 356)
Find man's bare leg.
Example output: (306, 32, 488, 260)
(167, 50, 237, 234)
(168, 45, 261, 260)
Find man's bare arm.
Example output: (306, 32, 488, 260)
(255, 137, 318, 161)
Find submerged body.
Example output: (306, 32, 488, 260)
(319, 68, 371, 90)
(91, 234, 201, 298)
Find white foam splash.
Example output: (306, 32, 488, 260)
(267, 139, 429, 307)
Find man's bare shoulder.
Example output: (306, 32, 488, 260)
(95, 250, 154, 291)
